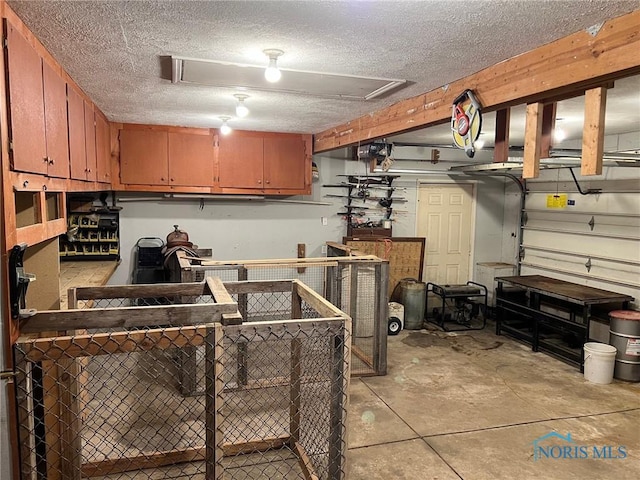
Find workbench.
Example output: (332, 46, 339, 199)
(495, 275, 633, 369)
(59, 260, 119, 309)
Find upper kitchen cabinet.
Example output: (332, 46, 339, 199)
(67, 84, 87, 181)
(5, 20, 48, 176)
(83, 100, 97, 182)
(119, 127, 169, 186)
(95, 113, 111, 184)
(168, 132, 215, 186)
(41, 60, 70, 178)
(218, 131, 311, 194)
(118, 125, 215, 188)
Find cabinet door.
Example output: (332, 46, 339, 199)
(263, 135, 307, 190)
(119, 129, 169, 185)
(218, 132, 263, 188)
(95, 114, 111, 183)
(84, 101, 97, 181)
(6, 20, 47, 174)
(67, 85, 87, 180)
(42, 61, 69, 178)
(168, 132, 214, 186)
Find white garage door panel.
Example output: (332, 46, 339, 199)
(520, 264, 639, 306)
(524, 221, 638, 238)
(524, 192, 640, 213)
(522, 251, 640, 287)
(525, 211, 640, 229)
(523, 230, 640, 263)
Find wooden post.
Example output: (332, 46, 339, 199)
(205, 323, 224, 480)
(523, 102, 544, 179)
(581, 86, 607, 176)
(348, 262, 359, 337)
(58, 360, 82, 480)
(493, 108, 510, 163)
(179, 258, 197, 396)
(236, 267, 248, 387)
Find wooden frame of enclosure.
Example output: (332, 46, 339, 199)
(14, 279, 350, 480)
(176, 252, 388, 377)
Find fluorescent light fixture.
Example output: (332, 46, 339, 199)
(263, 49, 284, 82)
(234, 94, 250, 117)
(219, 115, 232, 135)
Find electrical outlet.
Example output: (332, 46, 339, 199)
(321, 217, 328, 226)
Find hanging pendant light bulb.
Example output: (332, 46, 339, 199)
(234, 94, 250, 117)
(219, 116, 232, 135)
(263, 49, 284, 83)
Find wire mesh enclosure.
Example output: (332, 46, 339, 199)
(13, 280, 350, 480)
(175, 253, 389, 376)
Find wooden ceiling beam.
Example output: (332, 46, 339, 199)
(581, 86, 608, 176)
(313, 9, 640, 153)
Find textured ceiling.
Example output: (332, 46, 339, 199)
(7, 0, 640, 146)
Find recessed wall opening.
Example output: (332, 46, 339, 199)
(15, 191, 42, 228)
(45, 192, 62, 221)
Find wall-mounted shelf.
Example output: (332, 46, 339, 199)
(60, 210, 120, 260)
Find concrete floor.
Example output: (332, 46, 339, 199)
(347, 324, 640, 480)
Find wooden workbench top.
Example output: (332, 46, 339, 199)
(59, 260, 120, 309)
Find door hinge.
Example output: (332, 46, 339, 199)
(3, 37, 8, 48)
(0, 370, 16, 381)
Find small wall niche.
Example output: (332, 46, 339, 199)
(15, 191, 42, 228)
(45, 192, 63, 221)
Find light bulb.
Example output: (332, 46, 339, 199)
(263, 49, 284, 83)
(234, 94, 250, 117)
(219, 116, 232, 135)
(554, 128, 567, 143)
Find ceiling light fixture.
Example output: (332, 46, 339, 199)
(233, 94, 250, 117)
(263, 49, 284, 83)
(554, 128, 567, 143)
(219, 115, 232, 135)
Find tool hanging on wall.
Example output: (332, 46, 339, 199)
(451, 89, 482, 158)
(9, 243, 36, 319)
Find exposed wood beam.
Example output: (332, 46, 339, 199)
(523, 103, 544, 179)
(493, 108, 510, 163)
(541, 103, 557, 157)
(581, 86, 608, 176)
(313, 9, 640, 153)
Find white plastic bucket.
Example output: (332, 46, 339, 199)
(583, 342, 617, 384)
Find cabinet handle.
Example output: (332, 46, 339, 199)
(43, 157, 49, 163)
(258, 180, 262, 184)
(48, 158, 55, 165)
(170, 178, 174, 182)
(265, 180, 270, 185)
(161, 177, 165, 181)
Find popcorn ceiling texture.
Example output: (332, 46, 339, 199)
(7, 0, 638, 135)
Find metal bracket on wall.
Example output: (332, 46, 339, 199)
(585, 258, 592, 272)
(9, 243, 37, 320)
(588, 216, 595, 231)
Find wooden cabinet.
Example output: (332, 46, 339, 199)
(119, 128, 169, 185)
(84, 101, 97, 182)
(95, 114, 111, 183)
(168, 132, 215, 186)
(218, 131, 310, 193)
(119, 127, 215, 187)
(42, 61, 70, 178)
(6, 20, 49, 176)
(218, 132, 264, 188)
(67, 85, 87, 180)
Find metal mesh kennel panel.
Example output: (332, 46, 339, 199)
(13, 280, 350, 480)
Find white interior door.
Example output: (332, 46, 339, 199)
(417, 183, 475, 284)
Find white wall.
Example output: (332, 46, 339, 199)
(110, 155, 347, 285)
